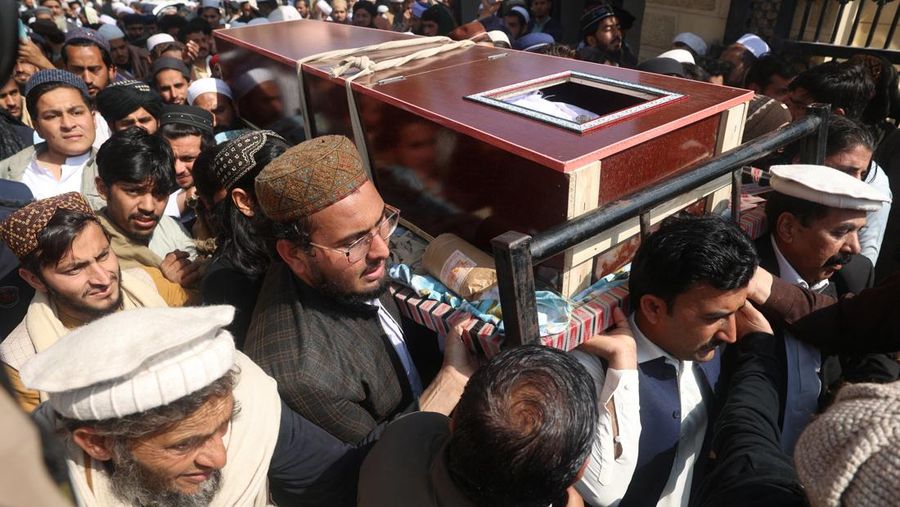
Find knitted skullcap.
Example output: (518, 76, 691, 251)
(64, 26, 110, 54)
(255, 135, 368, 222)
(0, 192, 93, 260)
(96, 79, 163, 124)
(795, 382, 900, 507)
(24, 69, 89, 100)
(213, 130, 285, 191)
(20, 306, 237, 421)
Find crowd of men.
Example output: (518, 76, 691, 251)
(1, 0, 900, 506)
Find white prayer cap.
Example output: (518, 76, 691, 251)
(20, 306, 237, 421)
(146, 33, 175, 52)
(486, 30, 511, 47)
(769, 165, 891, 211)
(99, 13, 117, 25)
(232, 67, 275, 99)
(268, 5, 301, 22)
(200, 0, 220, 9)
(657, 48, 694, 64)
(377, 4, 387, 14)
(188, 77, 234, 104)
(672, 32, 707, 56)
(737, 33, 770, 58)
(97, 23, 125, 42)
(509, 5, 530, 24)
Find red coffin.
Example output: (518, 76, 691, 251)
(215, 20, 753, 296)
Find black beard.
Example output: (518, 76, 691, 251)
(45, 268, 124, 321)
(316, 274, 390, 306)
(108, 444, 222, 507)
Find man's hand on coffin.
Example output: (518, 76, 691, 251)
(746, 266, 774, 305)
(575, 307, 637, 371)
(418, 314, 480, 416)
(735, 301, 773, 338)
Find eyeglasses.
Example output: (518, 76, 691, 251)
(308, 205, 400, 264)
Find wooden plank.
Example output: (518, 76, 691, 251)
(567, 173, 732, 267)
(560, 161, 601, 297)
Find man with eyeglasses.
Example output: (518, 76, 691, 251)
(246, 135, 460, 444)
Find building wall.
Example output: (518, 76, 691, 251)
(637, 0, 732, 58)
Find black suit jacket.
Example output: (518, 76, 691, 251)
(753, 235, 898, 409)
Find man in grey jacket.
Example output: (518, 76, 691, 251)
(0, 69, 103, 210)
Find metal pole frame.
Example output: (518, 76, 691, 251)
(491, 108, 828, 347)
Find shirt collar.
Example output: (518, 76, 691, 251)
(630, 312, 680, 369)
(770, 236, 830, 291)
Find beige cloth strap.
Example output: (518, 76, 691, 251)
(295, 36, 475, 177)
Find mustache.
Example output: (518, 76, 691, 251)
(129, 212, 161, 223)
(824, 252, 853, 268)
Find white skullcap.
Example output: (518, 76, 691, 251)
(146, 33, 175, 52)
(795, 382, 900, 507)
(316, 0, 331, 15)
(99, 14, 117, 25)
(657, 48, 695, 64)
(770, 165, 891, 211)
(200, 0, 220, 9)
(486, 30, 511, 46)
(232, 67, 276, 99)
(377, 4, 388, 14)
(737, 33, 770, 58)
(97, 23, 125, 42)
(672, 32, 707, 56)
(268, 5, 301, 22)
(188, 77, 234, 104)
(20, 306, 237, 421)
(247, 17, 270, 25)
(510, 5, 530, 24)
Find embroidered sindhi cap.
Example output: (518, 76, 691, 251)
(160, 104, 214, 136)
(213, 130, 286, 191)
(769, 165, 891, 211)
(0, 192, 93, 260)
(255, 135, 368, 223)
(20, 306, 237, 420)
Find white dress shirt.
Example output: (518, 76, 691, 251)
(632, 315, 707, 507)
(571, 348, 640, 507)
(369, 299, 423, 397)
(20, 152, 90, 201)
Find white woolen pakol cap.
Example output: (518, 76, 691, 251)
(769, 164, 892, 211)
(20, 306, 237, 421)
